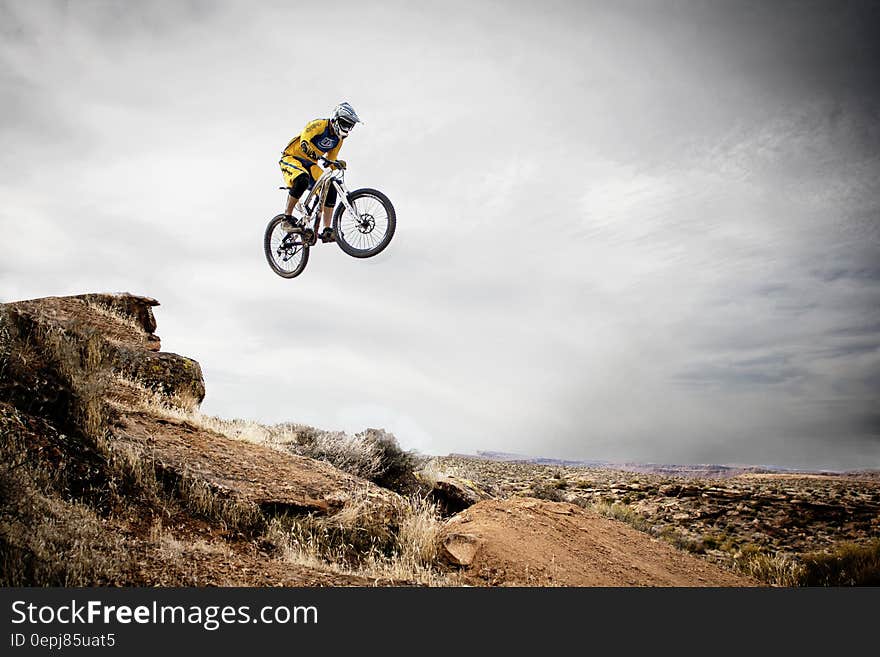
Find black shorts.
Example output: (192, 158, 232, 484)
(288, 172, 337, 207)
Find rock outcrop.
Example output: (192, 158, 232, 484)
(0, 293, 400, 521)
(0, 292, 415, 587)
(1, 293, 203, 405)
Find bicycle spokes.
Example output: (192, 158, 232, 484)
(331, 188, 396, 259)
(339, 196, 389, 250)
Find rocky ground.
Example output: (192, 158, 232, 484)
(432, 455, 880, 573)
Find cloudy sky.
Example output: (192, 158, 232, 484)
(2, 1, 878, 470)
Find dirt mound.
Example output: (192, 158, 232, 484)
(439, 498, 759, 586)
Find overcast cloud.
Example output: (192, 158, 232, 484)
(1, 0, 878, 469)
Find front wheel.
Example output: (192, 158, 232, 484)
(332, 188, 396, 258)
(264, 214, 310, 278)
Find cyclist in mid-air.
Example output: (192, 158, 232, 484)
(279, 102, 362, 243)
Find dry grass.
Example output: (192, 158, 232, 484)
(143, 518, 234, 586)
(737, 549, 806, 587)
(0, 435, 130, 586)
(0, 310, 11, 382)
(296, 430, 387, 480)
(149, 518, 232, 560)
(176, 475, 265, 534)
(82, 300, 146, 334)
(108, 376, 439, 571)
(2, 353, 269, 538)
(114, 376, 299, 446)
(589, 499, 653, 532)
(265, 494, 460, 586)
(100, 427, 266, 535)
(296, 427, 420, 493)
(115, 376, 419, 492)
(27, 322, 110, 440)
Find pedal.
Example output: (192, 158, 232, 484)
(280, 218, 300, 233)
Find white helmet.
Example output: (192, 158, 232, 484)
(330, 101, 361, 138)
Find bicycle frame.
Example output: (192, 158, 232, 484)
(300, 163, 360, 231)
(268, 160, 395, 277)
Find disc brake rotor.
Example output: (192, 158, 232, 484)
(357, 213, 376, 234)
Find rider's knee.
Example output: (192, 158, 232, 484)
(288, 174, 309, 198)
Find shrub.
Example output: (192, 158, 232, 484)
(361, 429, 420, 493)
(294, 428, 419, 495)
(800, 540, 880, 586)
(529, 483, 567, 502)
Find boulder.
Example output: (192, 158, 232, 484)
(414, 468, 494, 515)
(441, 533, 482, 566)
(111, 348, 205, 405)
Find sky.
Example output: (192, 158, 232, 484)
(1, 0, 879, 470)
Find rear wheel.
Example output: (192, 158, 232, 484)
(264, 214, 309, 278)
(332, 188, 396, 258)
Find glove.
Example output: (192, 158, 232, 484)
(333, 159, 347, 170)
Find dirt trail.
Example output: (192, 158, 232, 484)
(440, 498, 759, 586)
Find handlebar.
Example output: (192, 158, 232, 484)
(318, 156, 346, 170)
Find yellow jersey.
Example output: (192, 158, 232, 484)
(279, 118, 343, 183)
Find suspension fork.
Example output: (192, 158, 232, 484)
(334, 181, 360, 222)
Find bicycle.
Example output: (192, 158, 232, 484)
(264, 157, 396, 278)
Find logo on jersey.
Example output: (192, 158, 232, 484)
(301, 140, 319, 160)
(315, 136, 338, 150)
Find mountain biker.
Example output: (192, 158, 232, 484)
(279, 102, 362, 243)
